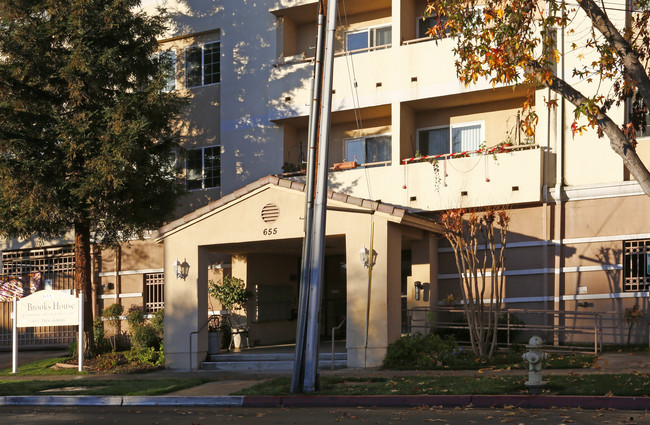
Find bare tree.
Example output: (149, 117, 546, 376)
(440, 208, 510, 360)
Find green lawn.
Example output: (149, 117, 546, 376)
(0, 357, 84, 376)
(235, 374, 650, 397)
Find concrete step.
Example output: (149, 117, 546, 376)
(200, 352, 348, 372)
(200, 359, 348, 372)
(206, 352, 346, 362)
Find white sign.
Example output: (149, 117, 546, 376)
(16, 290, 79, 327)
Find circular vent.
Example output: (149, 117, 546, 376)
(261, 203, 280, 223)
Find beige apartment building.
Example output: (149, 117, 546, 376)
(2, 1, 649, 369)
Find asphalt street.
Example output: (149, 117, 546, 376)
(1, 406, 648, 425)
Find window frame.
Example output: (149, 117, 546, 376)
(144, 272, 165, 313)
(345, 24, 392, 53)
(416, 121, 485, 156)
(185, 145, 221, 191)
(184, 41, 221, 89)
(623, 239, 650, 292)
(343, 133, 392, 165)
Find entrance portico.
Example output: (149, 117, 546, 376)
(156, 176, 443, 370)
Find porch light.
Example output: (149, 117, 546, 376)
(175, 258, 190, 280)
(359, 246, 377, 269)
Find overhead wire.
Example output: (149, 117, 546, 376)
(338, 0, 374, 201)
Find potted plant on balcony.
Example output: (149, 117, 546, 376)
(208, 275, 252, 349)
(207, 315, 223, 355)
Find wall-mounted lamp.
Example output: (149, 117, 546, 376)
(175, 258, 190, 280)
(414, 281, 424, 301)
(359, 246, 377, 269)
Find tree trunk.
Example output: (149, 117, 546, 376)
(74, 218, 94, 356)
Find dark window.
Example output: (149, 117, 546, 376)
(185, 42, 220, 88)
(186, 146, 221, 191)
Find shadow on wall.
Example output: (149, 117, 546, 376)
(164, 1, 319, 198)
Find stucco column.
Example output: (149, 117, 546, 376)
(346, 219, 402, 368)
(163, 241, 210, 370)
(407, 234, 438, 334)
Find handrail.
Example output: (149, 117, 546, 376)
(409, 306, 615, 354)
(331, 316, 346, 370)
(188, 314, 220, 371)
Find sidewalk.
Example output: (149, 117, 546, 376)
(0, 351, 649, 409)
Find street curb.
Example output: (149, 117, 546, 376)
(242, 395, 650, 410)
(0, 395, 649, 410)
(0, 396, 244, 407)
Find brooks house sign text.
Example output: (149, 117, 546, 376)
(16, 290, 79, 327)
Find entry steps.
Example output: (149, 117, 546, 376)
(201, 352, 347, 372)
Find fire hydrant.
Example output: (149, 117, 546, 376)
(521, 335, 549, 394)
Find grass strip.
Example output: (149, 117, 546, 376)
(235, 374, 650, 397)
(0, 378, 210, 396)
(0, 357, 83, 376)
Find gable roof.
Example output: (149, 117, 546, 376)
(156, 175, 444, 240)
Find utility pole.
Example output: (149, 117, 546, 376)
(291, 0, 337, 393)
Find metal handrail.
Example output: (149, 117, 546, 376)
(409, 306, 616, 354)
(188, 314, 221, 371)
(331, 316, 346, 370)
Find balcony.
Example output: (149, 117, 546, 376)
(321, 145, 543, 211)
(270, 36, 505, 123)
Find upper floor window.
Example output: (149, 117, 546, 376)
(417, 122, 484, 156)
(344, 135, 391, 164)
(417, 15, 448, 39)
(345, 25, 391, 53)
(626, 91, 650, 138)
(623, 239, 650, 292)
(186, 145, 221, 190)
(417, 7, 483, 39)
(185, 41, 220, 88)
(158, 50, 176, 92)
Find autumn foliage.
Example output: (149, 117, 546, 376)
(424, 0, 650, 196)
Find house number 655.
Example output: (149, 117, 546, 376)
(263, 228, 277, 236)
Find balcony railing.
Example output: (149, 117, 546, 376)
(401, 143, 539, 165)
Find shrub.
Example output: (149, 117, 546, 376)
(131, 323, 162, 350)
(126, 305, 146, 328)
(93, 318, 112, 354)
(102, 303, 124, 330)
(126, 307, 164, 351)
(127, 344, 165, 367)
(151, 308, 164, 336)
(382, 333, 458, 369)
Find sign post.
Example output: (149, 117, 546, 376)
(11, 296, 17, 374)
(78, 290, 83, 372)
